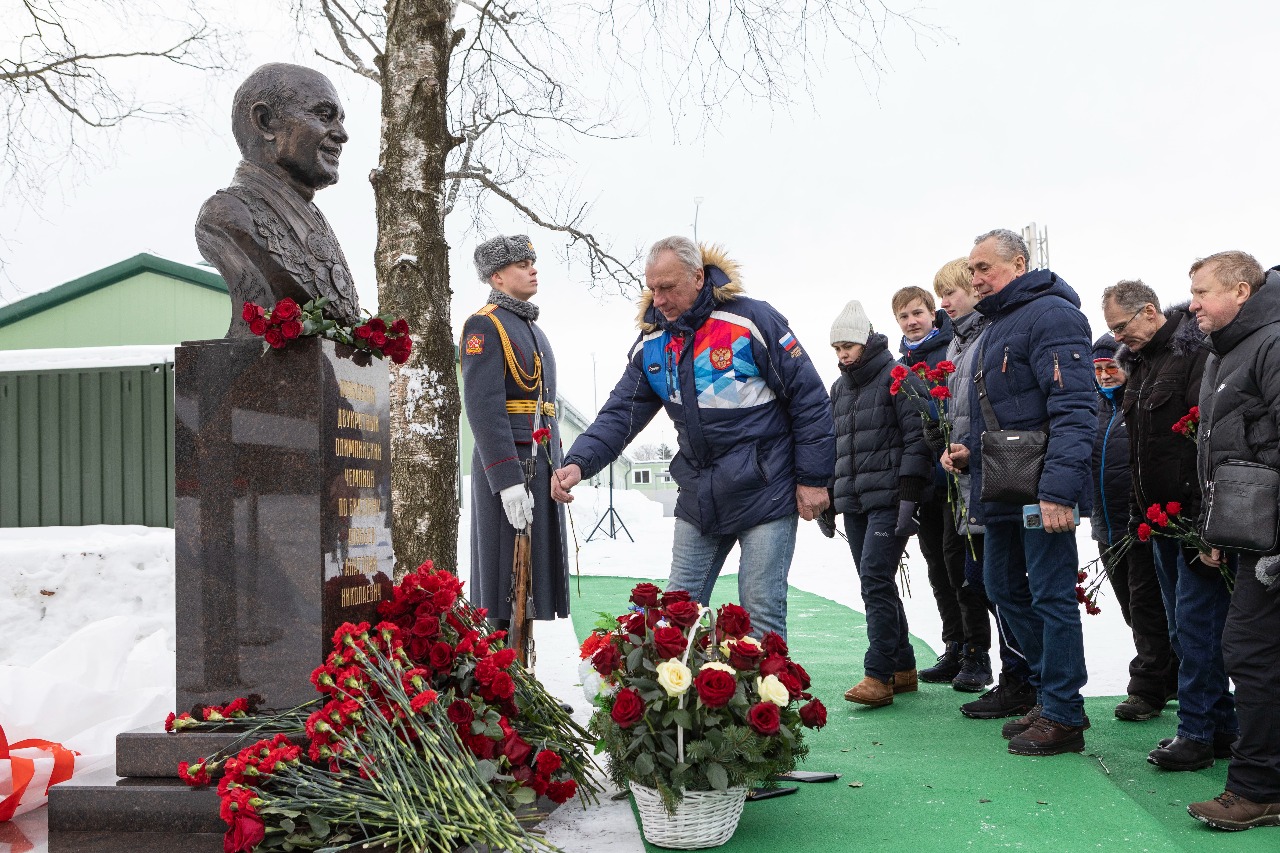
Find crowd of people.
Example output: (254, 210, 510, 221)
(462, 229, 1279, 834)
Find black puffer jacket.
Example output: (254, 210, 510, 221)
(830, 332, 934, 514)
(1117, 304, 1208, 521)
(1197, 271, 1280, 542)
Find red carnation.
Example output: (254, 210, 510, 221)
(937, 360, 956, 375)
(925, 368, 943, 383)
(630, 582, 662, 607)
(664, 600, 702, 628)
(546, 779, 578, 804)
(930, 385, 951, 400)
(1146, 504, 1163, 522)
(1137, 522, 1152, 542)
(272, 298, 301, 321)
(535, 750, 562, 776)
(746, 701, 781, 735)
(532, 427, 551, 444)
(1166, 501, 1182, 515)
(491, 647, 517, 669)
(799, 698, 828, 729)
(694, 668, 737, 708)
(652, 625, 687, 659)
(715, 603, 752, 638)
(889, 379, 902, 395)
(890, 364, 909, 380)
(489, 671, 516, 700)
(610, 687, 646, 728)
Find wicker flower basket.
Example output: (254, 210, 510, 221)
(629, 782, 749, 849)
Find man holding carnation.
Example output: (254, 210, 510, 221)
(1185, 252, 1280, 831)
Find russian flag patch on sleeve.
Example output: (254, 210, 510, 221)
(779, 332, 798, 351)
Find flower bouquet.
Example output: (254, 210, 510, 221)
(242, 296, 412, 363)
(174, 561, 598, 853)
(586, 583, 827, 849)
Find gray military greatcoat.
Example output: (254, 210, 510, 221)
(461, 302, 570, 622)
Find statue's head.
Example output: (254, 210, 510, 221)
(231, 63, 347, 192)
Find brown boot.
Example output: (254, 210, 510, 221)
(893, 669, 918, 694)
(1189, 791, 1280, 831)
(844, 675, 893, 707)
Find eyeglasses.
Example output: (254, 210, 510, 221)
(1108, 305, 1149, 336)
(1094, 363, 1122, 377)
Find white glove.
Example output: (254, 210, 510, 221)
(500, 484, 535, 530)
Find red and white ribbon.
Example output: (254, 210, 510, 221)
(0, 723, 77, 821)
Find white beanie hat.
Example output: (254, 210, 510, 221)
(830, 300, 872, 346)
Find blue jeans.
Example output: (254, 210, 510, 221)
(668, 514, 798, 639)
(844, 510, 915, 682)
(1151, 537, 1237, 744)
(983, 522, 1087, 727)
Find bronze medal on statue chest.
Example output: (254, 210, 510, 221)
(307, 230, 336, 263)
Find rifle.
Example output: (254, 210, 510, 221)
(507, 398, 541, 670)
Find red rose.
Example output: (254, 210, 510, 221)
(500, 731, 533, 766)
(930, 385, 951, 400)
(241, 302, 264, 322)
(761, 631, 788, 657)
(746, 701, 781, 735)
(610, 687, 646, 728)
(368, 317, 387, 333)
(652, 625, 687, 659)
(370, 330, 388, 348)
(592, 643, 622, 676)
(728, 640, 764, 671)
(447, 699, 472, 725)
(758, 652, 788, 678)
(272, 298, 301, 321)
(619, 611, 646, 637)
(664, 600, 701, 628)
(890, 364, 909, 380)
(694, 668, 737, 707)
(264, 327, 285, 349)
(464, 733, 496, 759)
(777, 670, 803, 699)
(716, 603, 752, 639)
(1137, 522, 1152, 542)
(630, 582, 662, 607)
(799, 698, 827, 729)
(224, 807, 266, 853)
(660, 589, 692, 606)
(281, 319, 303, 340)
(355, 323, 373, 340)
(1166, 501, 1182, 515)
(428, 642, 453, 670)
(787, 660, 811, 690)
(248, 317, 267, 336)
(546, 779, 578, 804)
(412, 613, 439, 639)
(390, 318, 409, 335)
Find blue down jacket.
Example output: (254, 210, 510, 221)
(966, 269, 1096, 525)
(564, 252, 835, 536)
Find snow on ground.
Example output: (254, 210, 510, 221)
(0, 345, 175, 371)
(1, 482, 1133, 851)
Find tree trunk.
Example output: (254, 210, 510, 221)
(372, 0, 460, 574)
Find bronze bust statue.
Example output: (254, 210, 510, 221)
(196, 63, 362, 337)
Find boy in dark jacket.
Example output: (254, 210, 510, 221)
(830, 300, 934, 708)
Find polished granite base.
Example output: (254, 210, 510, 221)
(47, 768, 221, 834)
(48, 830, 224, 853)
(114, 722, 267, 778)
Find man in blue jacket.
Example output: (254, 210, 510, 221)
(943, 228, 1095, 756)
(551, 236, 835, 639)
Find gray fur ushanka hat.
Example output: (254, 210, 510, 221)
(474, 235, 536, 282)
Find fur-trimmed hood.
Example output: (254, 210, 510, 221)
(1116, 302, 1206, 370)
(636, 243, 744, 332)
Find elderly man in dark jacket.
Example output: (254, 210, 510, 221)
(552, 237, 835, 639)
(1185, 252, 1280, 832)
(1103, 281, 1224, 770)
(830, 300, 934, 708)
(1090, 330, 1176, 725)
(943, 228, 1095, 757)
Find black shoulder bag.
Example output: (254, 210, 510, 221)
(1203, 460, 1280, 553)
(975, 337, 1047, 505)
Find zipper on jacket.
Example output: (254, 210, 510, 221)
(1100, 401, 1117, 545)
(1053, 352, 1062, 388)
(1001, 346, 1009, 373)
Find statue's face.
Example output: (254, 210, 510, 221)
(269, 74, 348, 191)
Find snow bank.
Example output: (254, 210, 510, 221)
(0, 345, 175, 372)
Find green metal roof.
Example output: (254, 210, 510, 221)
(0, 253, 227, 330)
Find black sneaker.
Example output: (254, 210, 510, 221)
(961, 679, 1035, 720)
(920, 642, 964, 683)
(952, 646, 994, 693)
(1114, 694, 1164, 721)
(1148, 736, 1215, 771)
(1160, 732, 1235, 760)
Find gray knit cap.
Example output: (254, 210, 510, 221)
(474, 234, 536, 282)
(830, 300, 872, 346)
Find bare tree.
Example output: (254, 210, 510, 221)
(297, 0, 936, 574)
(1, 1, 233, 210)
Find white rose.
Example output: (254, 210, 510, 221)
(700, 661, 737, 675)
(719, 634, 761, 657)
(656, 659, 693, 696)
(756, 674, 790, 707)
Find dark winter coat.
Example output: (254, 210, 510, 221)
(461, 302, 570, 621)
(564, 247, 836, 536)
(1197, 270, 1280, 546)
(830, 333, 934, 514)
(1092, 386, 1132, 547)
(966, 269, 1096, 524)
(945, 310, 987, 535)
(1117, 305, 1209, 522)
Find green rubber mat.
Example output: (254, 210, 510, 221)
(569, 576, 1273, 852)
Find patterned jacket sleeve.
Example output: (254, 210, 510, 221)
(563, 341, 663, 479)
(750, 304, 836, 488)
(461, 313, 526, 494)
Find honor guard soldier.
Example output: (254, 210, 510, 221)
(461, 235, 570, 665)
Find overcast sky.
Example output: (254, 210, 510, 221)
(4, 0, 1279, 448)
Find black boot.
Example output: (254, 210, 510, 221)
(920, 642, 963, 683)
(952, 645, 993, 693)
(1148, 736, 1216, 770)
(961, 676, 1036, 720)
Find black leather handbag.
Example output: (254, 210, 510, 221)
(1203, 460, 1280, 553)
(975, 339, 1047, 506)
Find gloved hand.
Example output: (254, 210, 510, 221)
(1256, 554, 1280, 593)
(894, 500, 920, 538)
(816, 505, 837, 539)
(921, 416, 947, 453)
(500, 484, 534, 530)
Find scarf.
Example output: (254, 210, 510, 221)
(901, 327, 940, 352)
(487, 288, 539, 321)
